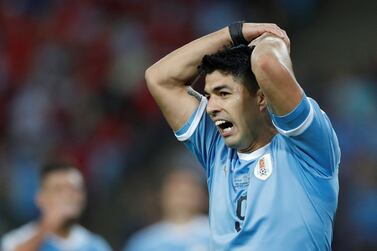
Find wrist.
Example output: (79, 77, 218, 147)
(217, 27, 233, 46)
(228, 21, 249, 46)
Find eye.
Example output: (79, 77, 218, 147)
(219, 91, 230, 97)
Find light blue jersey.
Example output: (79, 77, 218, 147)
(1, 223, 112, 251)
(175, 95, 341, 251)
(123, 216, 210, 251)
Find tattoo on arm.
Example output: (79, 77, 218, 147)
(187, 87, 202, 101)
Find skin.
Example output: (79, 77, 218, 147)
(146, 23, 302, 153)
(37, 169, 85, 235)
(161, 170, 206, 224)
(14, 168, 86, 251)
(204, 71, 275, 152)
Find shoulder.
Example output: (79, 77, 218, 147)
(71, 225, 112, 251)
(123, 222, 171, 251)
(187, 215, 210, 235)
(175, 95, 208, 141)
(1, 222, 37, 251)
(270, 96, 334, 137)
(129, 221, 171, 242)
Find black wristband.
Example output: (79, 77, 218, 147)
(228, 21, 249, 46)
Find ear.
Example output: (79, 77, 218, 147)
(256, 89, 267, 112)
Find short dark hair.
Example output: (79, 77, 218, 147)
(40, 161, 79, 182)
(199, 45, 259, 94)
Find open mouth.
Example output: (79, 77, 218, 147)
(215, 120, 234, 136)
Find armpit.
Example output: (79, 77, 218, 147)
(187, 86, 202, 101)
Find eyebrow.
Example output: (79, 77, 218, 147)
(204, 85, 229, 96)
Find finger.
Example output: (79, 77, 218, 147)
(248, 32, 273, 48)
(264, 24, 290, 48)
(279, 29, 291, 50)
(243, 23, 288, 43)
(262, 24, 285, 39)
(243, 23, 274, 38)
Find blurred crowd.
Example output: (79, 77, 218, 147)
(0, 0, 376, 250)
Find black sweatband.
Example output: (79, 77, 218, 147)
(228, 21, 249, 46)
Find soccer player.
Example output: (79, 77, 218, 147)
(1, 162, 112, 251)
(124, 168, 210, 251)
(123, 168, 210, 251)
(145, 22, 341, 250)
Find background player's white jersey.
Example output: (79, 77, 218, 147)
(1, 222, 112, 251)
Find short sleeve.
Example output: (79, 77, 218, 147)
(174, 95, 222, 177)
(269, 96, 341, 177)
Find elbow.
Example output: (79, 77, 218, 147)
(144, 66, 161, 97)
(251, 38, 286, 75)
(145, 64, 173, 97)
(145, 65, 163, 92)
(145, 66, 156, 87)
(251, 52, 276, 76)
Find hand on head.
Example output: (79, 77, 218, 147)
(242, 23, 290, 51)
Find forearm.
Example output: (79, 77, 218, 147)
(251, 35, 303, 115)
(146, 23, 287, 88)
(146, 27, 232, 88)
(144, 23, 289, 130)
(144, 27, 233, 131)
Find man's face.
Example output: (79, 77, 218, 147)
(161, 170, 206, 217)
(38, 169, 86, 220)
(204, 70, 261, 151)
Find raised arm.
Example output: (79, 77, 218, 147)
(145, 23, 288, 131)
(251, 34, 341, 176)
(251, 34, 303, 116)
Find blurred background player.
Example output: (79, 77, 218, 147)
(123, 167, 210, 251)
(1, 161, 112, 251)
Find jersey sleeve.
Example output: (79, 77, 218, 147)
(174, 94, 221, 177)
(269, 95, 341, 177)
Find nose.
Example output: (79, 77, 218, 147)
(206, 97, 221, 117)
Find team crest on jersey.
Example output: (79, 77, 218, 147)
(254, 153, 273, 180)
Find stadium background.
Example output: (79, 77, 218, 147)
(0, 0, 376, 250)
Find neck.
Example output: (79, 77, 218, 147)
(55, 220, 75, 239)
(238, 125, 276, 154)
(53, 227, 70, 239)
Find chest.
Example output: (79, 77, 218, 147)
(212, 152, 275, 199)
(208, 151, 303, 234)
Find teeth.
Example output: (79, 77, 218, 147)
(215, 120, 226, 126)
(223, 127, 232, 132)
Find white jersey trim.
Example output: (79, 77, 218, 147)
(272, 98, 315, 137)
(176, 96, 207, 141)
(237, 142, 271, 161)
